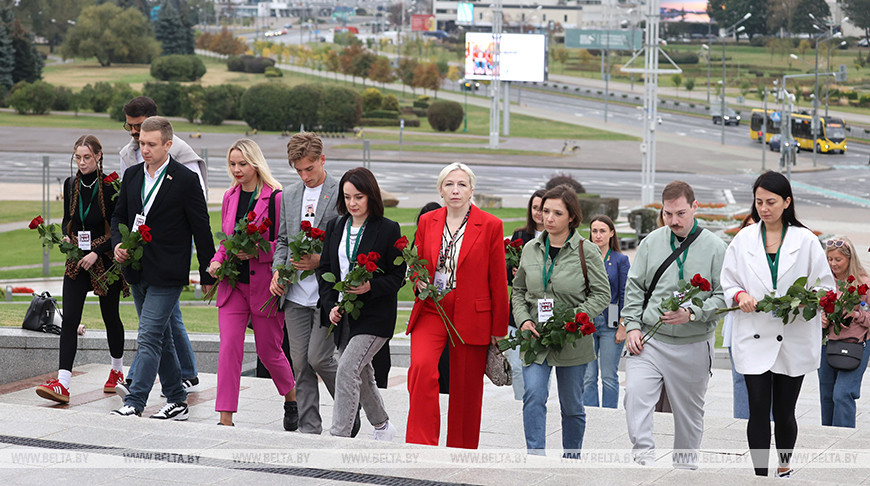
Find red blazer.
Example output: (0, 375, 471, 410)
(211, 184, 281, 308)
(407, 205, 509, 345)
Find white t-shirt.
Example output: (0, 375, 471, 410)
(337, 222, 363, 282)
(286, 184, 324, 308)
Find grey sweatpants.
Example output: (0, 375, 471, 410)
(330, 324, 390, 437)
(624, 336, 714, 468)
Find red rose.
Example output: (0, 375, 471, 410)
(824, 303, 836, 314)
(394, 236, 409, 250)
(357, 253, 368, 265)
(859, 284, 869, 296)
(140, 229, 152, 243)
(138, 224, 151, 234)
(690, 274, 712, 292)
(580, 321, 596, 336)
(28, 215, 44, 229)
(848, 275, 856, 283)
(365, 261, 378, 273)
(575, 311, 590, 325)
(301, 221, 312, 232)
(314, 228, 325, 241)
(262, 217, 272, 228)
(849, 286, 857, 294)
(564, 321, 578, 333)
(511, 239, 524, 248)
(103, 171, 119, 183)
(258, 224, 268, 234)
(246, 223, 257, 235)
(504, 238, 510, 249)
(367, 251, 381, 263)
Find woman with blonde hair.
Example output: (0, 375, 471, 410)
(208, 139, 297, 428)
(819, 236, 870, 428)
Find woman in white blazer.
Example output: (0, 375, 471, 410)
(720, 171, 834, 478)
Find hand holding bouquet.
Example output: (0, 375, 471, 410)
(820, 275, 868, 335)
(321, 251, 383, 339)
(204, 211, 272, 302)
(504, 238, 524, 268)
(286, 221, 325, 284)
(498, 304, 595, 365)
(259, 264, 294, 317)
(717, 276, 824, 326)
(642, 273, 710, 344)
(99, 223, 152, 287)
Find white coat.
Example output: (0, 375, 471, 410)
(720, 223, 834, 377)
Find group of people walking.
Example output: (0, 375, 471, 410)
(32, 95, 870, 477)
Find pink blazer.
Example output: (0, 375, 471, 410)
(211, 185, 281, 308)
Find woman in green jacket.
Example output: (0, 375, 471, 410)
(511, 184, 611, 458)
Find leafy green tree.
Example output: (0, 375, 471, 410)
(706, 0, 768, 39)
(362, 87, 383, 112)
(240, 82, 294, 131)
(155, 1, 195, 55)
(10, 18, 44, 84)
(684, 77, 695, 94)
(790, 0, 831, 34)
(287, 84, 322, 131)
(671, 73, 682, 95)
(396, 57, 418, 94)
(61, 3, 160, 66)
(6, 80, 55, 114)
(842, 0, 870, 42)
(12, 0, 86, 54)
(80, 82, 115, 112)
(318, 85, 361, 132)
(0, 7, 14, 92)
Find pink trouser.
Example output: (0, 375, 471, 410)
(216, 282, 295, 412)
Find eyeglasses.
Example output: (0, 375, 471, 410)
(123, 122, 143, 132)
(826, 239, 846, 248)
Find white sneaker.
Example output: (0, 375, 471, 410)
(373, 421, 397, 442)
(149, 402, 189, 421)
(111, 405, 141, 417)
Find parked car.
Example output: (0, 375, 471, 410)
(769, 134, 800, 153)
(711, 106, 741, 126)
(858, 37, 869, 47)
(460, 78, 480, 91)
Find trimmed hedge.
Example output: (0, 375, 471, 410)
(142, 82, 185, 117)
(318, 86, 362, 132)
(201, 84, 246, 125)
(360, 116, 420, 127)
(6, 81, 55, 114)
(227, 55, 276, 74)
(150, 54, 206, 82)
(240, 83, 294, 131)
(287, 84, 323, 131)
(363, 110, 399, 119)
(80, 82, 115, 113)
(426, 100, 463, 132)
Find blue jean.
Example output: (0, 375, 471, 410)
(729, 347, 750, 420)
(522, 359, 587, 457)
(582, 314, 624, 408)
(819, 342, 870, 428)
(505, 330, 525, 400)
(127, 300, 198, 382)
(125, 283, 186, 410)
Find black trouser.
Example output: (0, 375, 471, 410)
(744, 371, 804, 477)
(59, 270, 124, 371)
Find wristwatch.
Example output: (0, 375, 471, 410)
(687, 307, 696, 322)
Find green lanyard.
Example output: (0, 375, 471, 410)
(345, 217, 368, 271)
(78, 179, 99, 224)
(761, 222, 788, 290)
(243, 186, 260, 215)
(669, 219, 698, 280)
(141, 164, 169, 213)
(542, 230, 573, 291)
(604, 248, 611, 263)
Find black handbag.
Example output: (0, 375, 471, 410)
(22, 291, 62, 335)
(826, 338, 865, 371)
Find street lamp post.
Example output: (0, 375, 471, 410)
(702, 44, 710, 105)
(809, 14, 848, 166)
(720, 13, 751, 145)
(826, 40, 847, 116)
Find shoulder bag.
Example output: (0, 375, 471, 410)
(826, 336, 866, 371)
(485, 343, 512, 386)
(22, 291, 62, 335)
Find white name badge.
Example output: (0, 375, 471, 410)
(433, 271, 448, 293)
(674, 290, 692, 309)
(132, 214, 146, 233)
(608, 303, 619, 328)
(77, 231, 91, 251)
(537, 298, 554, 323)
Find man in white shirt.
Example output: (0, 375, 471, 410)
(271, 133, 344, 435)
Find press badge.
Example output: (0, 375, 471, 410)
(433, 271, 448, 293)
(132, 214, 146, 232)
(675, 290, 691, 308)
(77, 231, 91, 251)
(537, 298, 554, 323)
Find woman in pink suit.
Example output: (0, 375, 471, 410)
(406, 162, 509, 449)
(208, 139, 297, 428)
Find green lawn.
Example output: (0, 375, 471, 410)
(332, 143, 562, 157)
(0, 201, 64, 225)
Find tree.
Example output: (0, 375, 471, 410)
(62, 3, 160, 66)
(790, 0, 831, 34)
(0, 7, 14, 92)
(767, 0, 800, 34)
(842, 0, 870, 42)
(707, 0, 768, 39)
(685, 77, 695, 96)
(339, 43, 364, 84)
(368, 56, 394, 87)
(671, 73, 682, 95)
(427, 100, 463, 132)
(154, 1, 195, 55)
(396, 57, 418, 94)
(446, 65, 461, 83)
(324, 49, 341, 81)
(6, 81, 55, 114)
(551, 45, 569, 73)
(414, 62, 441, 97)
(362, 87, 383, 112)
(10, 18, 44, 84)
(13, 0, 86, 54)
(352, 51, 377, 86)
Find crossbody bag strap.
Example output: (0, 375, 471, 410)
(577, 237, 590, 297)
(641, 228, 705, 311)
(268, 189, 281, 241)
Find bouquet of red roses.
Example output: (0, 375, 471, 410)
(203, 211, 272, 302)
(259, 264, 294, 317)
(642, 273, 711, 344)
(393, 235, 465, 346)
(504, 238, 524, 268)
(285, 221, 325, 285)
(98, 223, 152, 287)
(29, 215, 106, 288)
(820, 275, 869, 335)
(498, 304, 595, 365)
(321, 251, 383, 338)
(103, 172, 121, 201)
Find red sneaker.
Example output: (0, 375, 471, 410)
(104, 369, 124, 393)
(36, 379, 70, 404)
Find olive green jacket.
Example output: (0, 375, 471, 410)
(511, 230, 611, 366)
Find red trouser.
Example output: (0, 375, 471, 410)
(406, 293, 488, 449)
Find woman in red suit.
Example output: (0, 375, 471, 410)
(406, 162, 509, 449)
(208, 139, 296, 428)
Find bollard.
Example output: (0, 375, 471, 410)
(194, 284, 202, 300)
(5, 286, 11, 302)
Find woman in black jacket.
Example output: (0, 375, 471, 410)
(317, 167, 406, 440)
(36, 135, 126, 404)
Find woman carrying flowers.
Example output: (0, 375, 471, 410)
(317, 167, 405, 440)
(207, 139, 297, 428)
(720, 171, 834, 477)
(511, 185, 610, 458)
(818, 236, 870, 428)
(36, 135, 127, 404)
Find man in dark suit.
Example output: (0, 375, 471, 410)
(110, 116, 216, 419)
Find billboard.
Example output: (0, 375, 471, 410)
(564, 29, 642, 50)
(411, 14, 436, 32)
(457, 3, 474, 23)
(464, 33, 547, 82)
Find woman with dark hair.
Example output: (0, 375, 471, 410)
(317, 167, 406, 440)
(36, 135, 127, 404)
(720, 171, 834, 477)
(582, 215, 630, 409)
(512, 185, 610, 457)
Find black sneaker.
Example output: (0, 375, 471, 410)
(160, 377, 199, 398)
(114, 381, 130, 399)
(283, 401, 298, 431)
(111, 405, 141, 417)
(150, 402, 189, 421)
